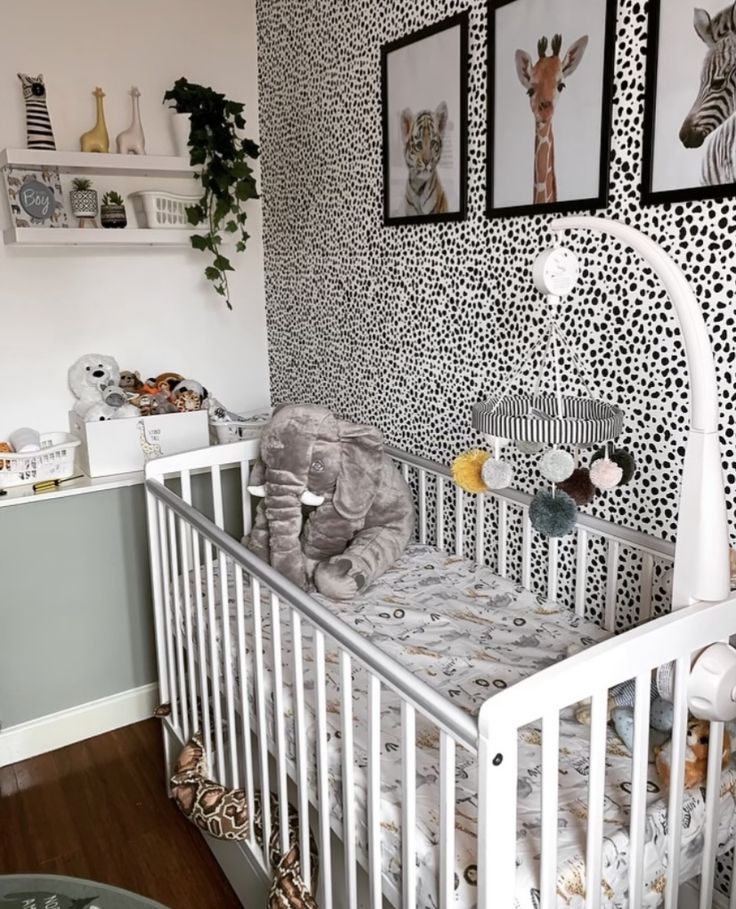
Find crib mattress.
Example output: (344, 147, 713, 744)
(174, 544, 736, 908)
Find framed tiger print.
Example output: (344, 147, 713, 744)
(381, 12, 469, 226)
(642, 0, 736, 205)
(486, 0, 618, 219)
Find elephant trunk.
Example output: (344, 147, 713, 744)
(264, 467, 308, 589)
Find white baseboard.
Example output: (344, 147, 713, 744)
(0, 681, 159, 767)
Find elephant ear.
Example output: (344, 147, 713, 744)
(334, 420, 384, 522)
(248, 456, 266, 489)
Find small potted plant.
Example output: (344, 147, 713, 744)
(100, 191, 127, 229)
(69, 177, 98, 223)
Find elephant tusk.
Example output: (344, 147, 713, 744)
(247, 484, 266, 497)
(300, 489, 325, 507)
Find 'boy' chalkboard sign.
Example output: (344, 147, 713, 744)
(2, 166, 68, 229)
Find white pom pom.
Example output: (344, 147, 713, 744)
(589, 457, 623, 491)
(538, 449, 574, 483)
(481, 457, 514, 490)
(516, 439, 544, 455)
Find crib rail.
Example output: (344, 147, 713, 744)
(386, 445, 675, 631)
(145, 464, 478, 909)
(477, 593, 736, 909)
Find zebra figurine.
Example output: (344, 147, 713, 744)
(18, 73, 56, 150)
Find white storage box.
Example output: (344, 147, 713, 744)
(0, 432, 80, 490)
(69, 410, 209, 478)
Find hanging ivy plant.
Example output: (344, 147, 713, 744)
(164, 77, 260, 309)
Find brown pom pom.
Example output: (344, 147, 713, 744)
(557, 467, 595, 506)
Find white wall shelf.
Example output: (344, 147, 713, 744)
(0, 148, 195, 178)
(3, 226, 202, 247)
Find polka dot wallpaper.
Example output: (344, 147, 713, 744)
(254, 0, 736, 549)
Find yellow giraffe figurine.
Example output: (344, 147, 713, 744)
(80, 87, 110, 153)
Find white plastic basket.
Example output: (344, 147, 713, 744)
(0, 431, 81, 490)
(209, 410, 271, 445)
(129, 191, 201, 229)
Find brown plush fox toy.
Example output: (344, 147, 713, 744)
(655, 720, 731, 790)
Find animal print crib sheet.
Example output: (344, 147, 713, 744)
(174, 544, 736, 908)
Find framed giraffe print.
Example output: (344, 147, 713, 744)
(381, 12, 469, 226)
(642, 0, 736, 205)
(486, 0, 618, 219)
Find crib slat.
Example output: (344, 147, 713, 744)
(419, 469, 427, 545)
(455, 486, 464, 557)
(437, 476, 445, 551)
(439, 732, 456, 909)
(168, 508, 189, 741)
(341, 650, 357, 906)
(271, 592, 290, 857)
(178, 516, 198, 746)
(575, 530, 588, 618)
(191, 526, 212, 763)
(402, 462, 410, 483)
(204, 539, 225, 782)
(234, 564, 256, 845)
(628, 673, 652, 906)
(314, 629, 333, 909)
(211, 464, 224, 530)
(292, 611, 311, 889)
(585, 688, 608, 909)
(522, 508, 532, 589)
(498, 499, 508, 578)
(475, 494, 485, 565)
(157, 502, 179, 732)
(664, 655, 689, 909)
(700, 720, 726, 909)
(180, 468, 192, 505)
(368, 675, 382, 909)
(401, 701, 417, 908)
(240, 459, 252, 537)
(540, 712, 560, 908)
(218, 552, 237, 788)
(731, 865, 736, 909)
(547, 538, 559, 603)
(640, 553, 654, 622)
(604, 540, 620, 632)
(251, 577, 271, 866)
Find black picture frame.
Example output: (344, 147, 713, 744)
(486, 0, 618, 219)
(381, 11, 469, 226)
(642, 0, 736, 206)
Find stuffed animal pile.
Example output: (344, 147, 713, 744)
(69, 353, 210, 422)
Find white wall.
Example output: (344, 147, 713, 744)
(0, 0, 270, 439)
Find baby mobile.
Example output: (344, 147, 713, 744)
(452, 246, 636, 537)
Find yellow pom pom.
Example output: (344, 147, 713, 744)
(451, 450, 491, 494)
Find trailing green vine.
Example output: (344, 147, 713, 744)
(164, 78, 260, 309)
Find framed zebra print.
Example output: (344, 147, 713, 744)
(381, 12, 469, 226)
(486, 0, 618, 219)
(642, 0, 736, 205)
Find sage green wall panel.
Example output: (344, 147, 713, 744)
(0, 486, 156, 728)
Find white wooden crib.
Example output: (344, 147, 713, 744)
(144, 219, 736, 909)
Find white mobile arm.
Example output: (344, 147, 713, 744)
(550, 216, 730, 608)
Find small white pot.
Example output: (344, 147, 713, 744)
(170, 112, 191, 157)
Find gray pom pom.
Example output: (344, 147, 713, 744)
(529, 489, 578, 537)
(481, 457, 513, 490)
(538, 448, 575, 483)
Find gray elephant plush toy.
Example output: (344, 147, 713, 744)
(244, 403, 414, 600)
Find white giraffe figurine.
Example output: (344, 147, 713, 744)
(137, 420, 162, 461)
(116, 87, 146, 155)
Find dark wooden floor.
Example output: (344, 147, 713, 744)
(0, 719, 242, 908)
